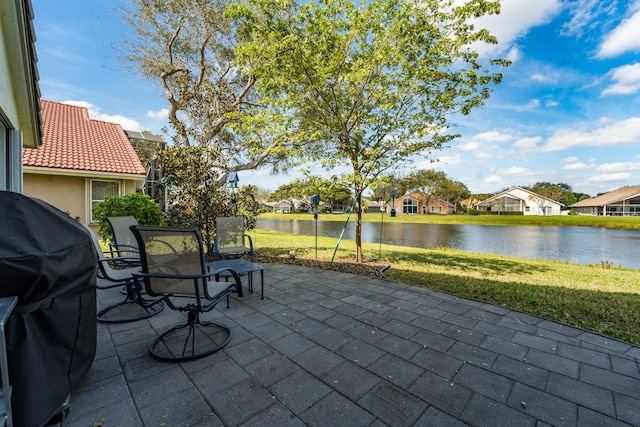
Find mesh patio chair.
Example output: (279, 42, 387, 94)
(130, 225, 243, 362)
(213, 216, 254, 259)
(106, 216, 140, 260)
(84, 225, 163, 323)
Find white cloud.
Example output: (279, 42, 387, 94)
(541, 117, 640, 151)
(62, 100, 144, 131)
(506, 46, 522, 63)
(561, 156, 580, 163)
(545, 100, 559, 107)
(459, 141, 480, 151)
(470, 0, 563, 56)
(596, 162, 640, 172)
(597, 3, 640, 58)
(601, 63, 640, 95)
(513, 136, 542, 152)
(146, 108, 169, 120)
(512, 99, 541, 112)
(474, 151, 494, 160)
(473, 131, 512, 142)
(530, 73, 547, 82)
(484, 175, 503, 184)
(437, 154, 462, 165)
(561, 0, 617, 38)
(589, 172, 632, 182)
(531, 73, 558, 84)
(562, 162, 594, 170)
(500, 166, 530, 175)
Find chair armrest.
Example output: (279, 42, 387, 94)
(208, 267, 244, 298)
(244, 234, 254, 256)
(109, 243, 139, 254)
(97, 255, 140, 265)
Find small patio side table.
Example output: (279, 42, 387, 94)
(0, 296, 18, 427)
(207, 259, 265, 299)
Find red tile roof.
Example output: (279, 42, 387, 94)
(22, 100, 146, 176)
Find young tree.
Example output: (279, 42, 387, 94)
(230, 0, 509, 262)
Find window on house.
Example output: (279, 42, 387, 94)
(91, 180, 120, 221)
(430, 206, 442, 213)
(525, 206, 530, 212)
(402, 199, 418, 214)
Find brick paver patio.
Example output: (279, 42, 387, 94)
(61, 263, 640, 426)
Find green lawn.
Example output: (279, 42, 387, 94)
(259, 211, 640, 230)
(249, 227, 640, 345)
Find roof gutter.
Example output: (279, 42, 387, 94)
(23, 166, 146, 180)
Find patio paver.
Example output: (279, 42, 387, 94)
(60, 263, 640, 426)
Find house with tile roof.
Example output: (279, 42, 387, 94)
(22, 100, 147, 224)
(475, 186, 562, 215)
(0, 0, 42, 192)
(570, 185, 640, 216)
(392, 192, 455, 214)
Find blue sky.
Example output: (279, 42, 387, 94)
(32, 0, 640, 196)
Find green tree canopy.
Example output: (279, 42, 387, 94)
(229, 0, 509, 261)
(528, 182, 576, 209)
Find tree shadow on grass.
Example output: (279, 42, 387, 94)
(382, 249, 554, 276)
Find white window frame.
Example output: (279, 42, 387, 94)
(90, 179, 121, 222)
(430, 206, 443, 213)
(402, 198, 418, 214)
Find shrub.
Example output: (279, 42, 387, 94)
(467, 208, 479, 215)
(93, 193, 163, 241)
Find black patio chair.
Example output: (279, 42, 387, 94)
(130, 225, 243, 362)
(213, 216, 254, 259)
(106, 216, 141, 261)
(84, 225, 163, 323)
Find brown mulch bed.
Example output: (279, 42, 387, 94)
(249, 254, 390, 279)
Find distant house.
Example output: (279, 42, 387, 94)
(570, 185, 640, 216)
(273, 200, 293, 213)
(362, 197, 384, 213)
(461, 197, 479, 210)
(393, 193, 454, 215)
(22, 100, 147, 224)
(330, 200, 349, 213)
(0, 0, 42, 192)
(475, 186, 562, 216)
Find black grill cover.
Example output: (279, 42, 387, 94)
(0, 191, 97, 427)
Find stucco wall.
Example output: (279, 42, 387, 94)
(24, 174, 87, 221)
(23, 173, 141, 224)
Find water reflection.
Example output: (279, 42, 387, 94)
(256, 218, 640, 269)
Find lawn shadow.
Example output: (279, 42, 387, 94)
(382, 248, 554, 275)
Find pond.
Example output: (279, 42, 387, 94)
(256, 218, 640, 269)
